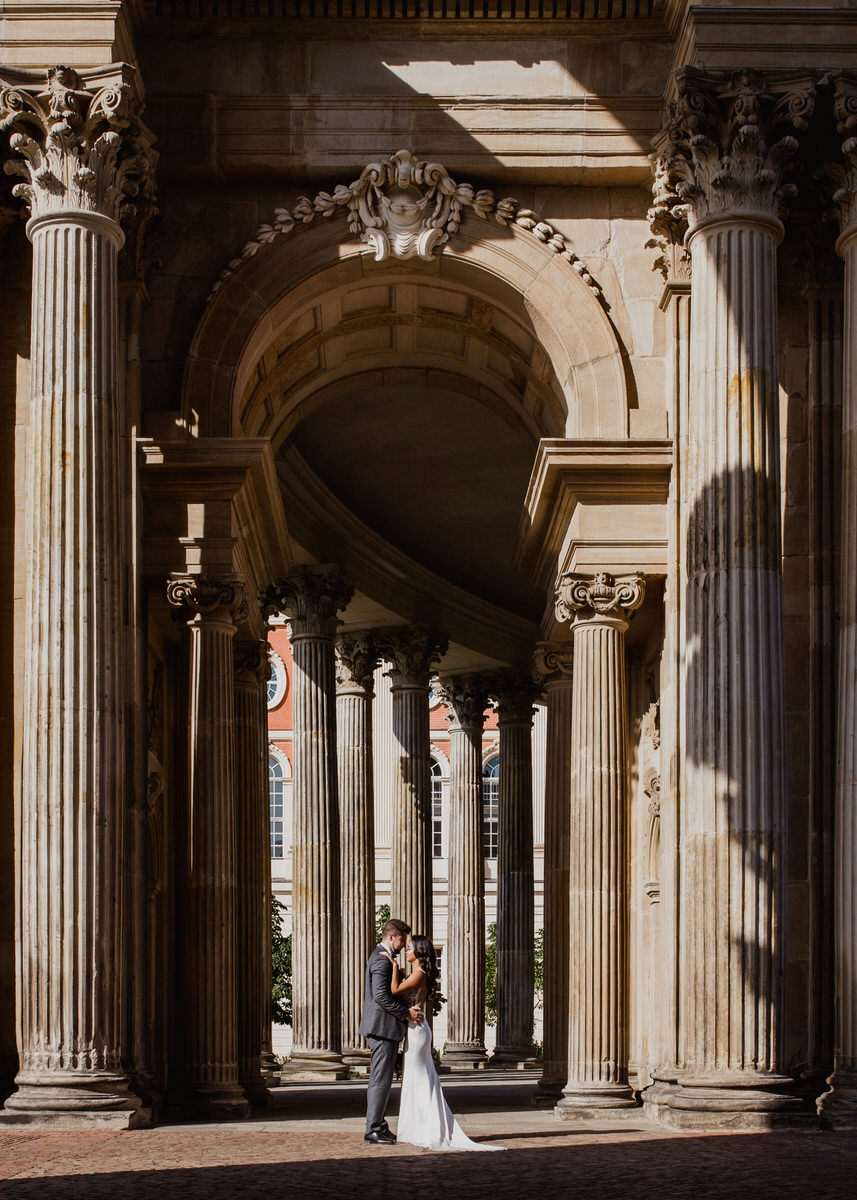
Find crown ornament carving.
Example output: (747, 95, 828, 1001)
(0, 64, 156, 229)
(208, 148, 604, 305)
(555, 571, 645, 626)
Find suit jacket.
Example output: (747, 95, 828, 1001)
(358, 947, 410, 1041)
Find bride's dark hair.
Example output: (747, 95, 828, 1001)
(411, 934, 439, 997)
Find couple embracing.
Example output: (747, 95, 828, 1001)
(359, 917, 503, 1152)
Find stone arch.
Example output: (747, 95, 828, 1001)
(183, 191, 630, 443)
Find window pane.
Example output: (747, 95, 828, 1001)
(482, 755, 499, 860)
(269, 754, 285, 859)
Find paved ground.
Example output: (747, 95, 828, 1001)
(1, 1072, 855, 1199)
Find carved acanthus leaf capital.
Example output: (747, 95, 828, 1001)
(0, 65, 157, 229)
(335, 631, 379, 696)
(486, 667, 541, 725)
(652, 68, 816, 230)
(436, 674, 489, 731)
(261, 564, 353, 639)
(532, 641, 574, 687)
(555, 571, 645, 627)
(234, 639, 271, 687)
(376, 625, 448, 689)
(167, 574, 247, 624)
(832, 72, 857, 238)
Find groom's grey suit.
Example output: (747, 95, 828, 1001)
(359, 946, 410, 1134)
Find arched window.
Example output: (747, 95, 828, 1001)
(267, 650, 287, 709)
(482, 756, 499, 860)
(269, 754, 285, 859)
(431, 757, 444, 858)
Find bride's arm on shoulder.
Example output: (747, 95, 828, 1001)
(390, 966, 424, 996)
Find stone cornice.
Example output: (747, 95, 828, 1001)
(208, 148, 603, 307)
(652, 67, 816, 230)
(150, 0, 664, 20)
(0, 64, 156, 231)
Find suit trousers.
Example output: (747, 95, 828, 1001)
(365, 1034, 399, 1132)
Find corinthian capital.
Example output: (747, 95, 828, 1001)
(436, 674, 488, 731)
(335, 631, 378, 696)
(234, 639, 271, 687)
(652, 68, 815, 229)
(532, 641, 574, 687)
(831, 71, 857, 238)
(261, 564, 353, 640)
(167, 574, 247, 624)
(555, 572, 645, 627)
(485, 667, 541, 726)
(0, 64, 157, 226)
(376, 625, 448, 689)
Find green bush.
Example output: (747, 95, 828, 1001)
(271, 896, 292, 1027)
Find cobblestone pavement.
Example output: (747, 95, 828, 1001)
(1, 1074, 854, 1200)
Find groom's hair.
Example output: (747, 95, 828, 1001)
(382, 919, 410, 939)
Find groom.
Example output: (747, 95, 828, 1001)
(359, 917, 424, 1145)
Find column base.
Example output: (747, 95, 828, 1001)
(342, 1048, 371, 1073)
(441, 1043, 488, 1070)
(555, 1082, 639, 1120)
(2, 1071, 150, 1129)
(183, 1081, 250, 1119)
(490, 1046, 541, 1069)
(532, 1073, 565, 1108)
(239, 1073, 272, 1107)
(280, 1051, 348, 1082)
(641, 1069, 680, 1122)
(818, 1071, 857, 1128)
(260, 1051, 281, 1079)
(653, 1071, 811, 1131)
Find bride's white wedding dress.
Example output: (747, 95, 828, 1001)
(396, 1016, 505, 1152)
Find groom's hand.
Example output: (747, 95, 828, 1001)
(408, 1006, 424, 1023)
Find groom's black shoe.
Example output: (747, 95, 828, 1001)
(364, 1126, 396, 1145)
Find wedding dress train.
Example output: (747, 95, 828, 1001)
(396, 1019, 505, 1152)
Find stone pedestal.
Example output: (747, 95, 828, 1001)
(437, 676, 489, 1068)
(554, 574, 643, 1119)
(532, 644, 574, 1105)
(652, 68, 814, 1128)
(489, 670, 539, 1068)
(0, 66, 154, 1129)
(169, 576, 249, 1118)
(234, 641, 273, 1106)
(336, 632, 379, 1068)
(377, 627, 447, 937)
(820, 74, 857, 1128)
(264, 566, 352, 1080)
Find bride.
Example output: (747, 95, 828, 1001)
(391, 935, 505, 1152)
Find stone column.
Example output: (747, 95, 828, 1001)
(531, 644, 574, 1105)
(489, 669, 540, 1067)
(377, 627, 447, 937)
(167, 576, 249, 1117)
(554, 573, 643, 1118)
(233, 640, 273, 1106)
(653, 67, 815, 1126)
(335, 631, 379, 1067)
(264, 566, 353, 1079)
(436, 675, 489, 1068)
(0, 66, 154, 1127)
(821, 74, 857, 1127)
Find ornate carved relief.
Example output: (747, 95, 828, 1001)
(485, 667, 541, 725)
(831, 72, 857, 236)
(651, 68, 816, 230)
(335, 630, 379, 696)
(436, 674, 489, 731)
(234, 639, 270, 687)
(0, 64, 156, 229)
(532, 641, 574, 687)
(261, 564, 353, 639)
(643, 766, 662, 904)
(208, 148, 603, 305)
(555, 571, 646, 625)
(376, 624, 447, 689)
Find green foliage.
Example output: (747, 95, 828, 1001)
(375, 904, 391, 943)
(485, 921, 497, 1026)
(271, 896, 292, 1027)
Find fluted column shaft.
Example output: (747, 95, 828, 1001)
(336, 633, 378, 1063)
(264, 567, 352, 1077)
(438, 677, 488, 1066)
(169, 578, 248, 1116)
(378, 628, 447, 937)
(555, 575, 643, 1116)
(491, 672, 538, 1065)
(824, 75, 857, 1123)
(532, 646, 574, 1103)
(234, 642, 272, 1105)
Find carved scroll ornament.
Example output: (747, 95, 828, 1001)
(208, 148, 603, 304)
